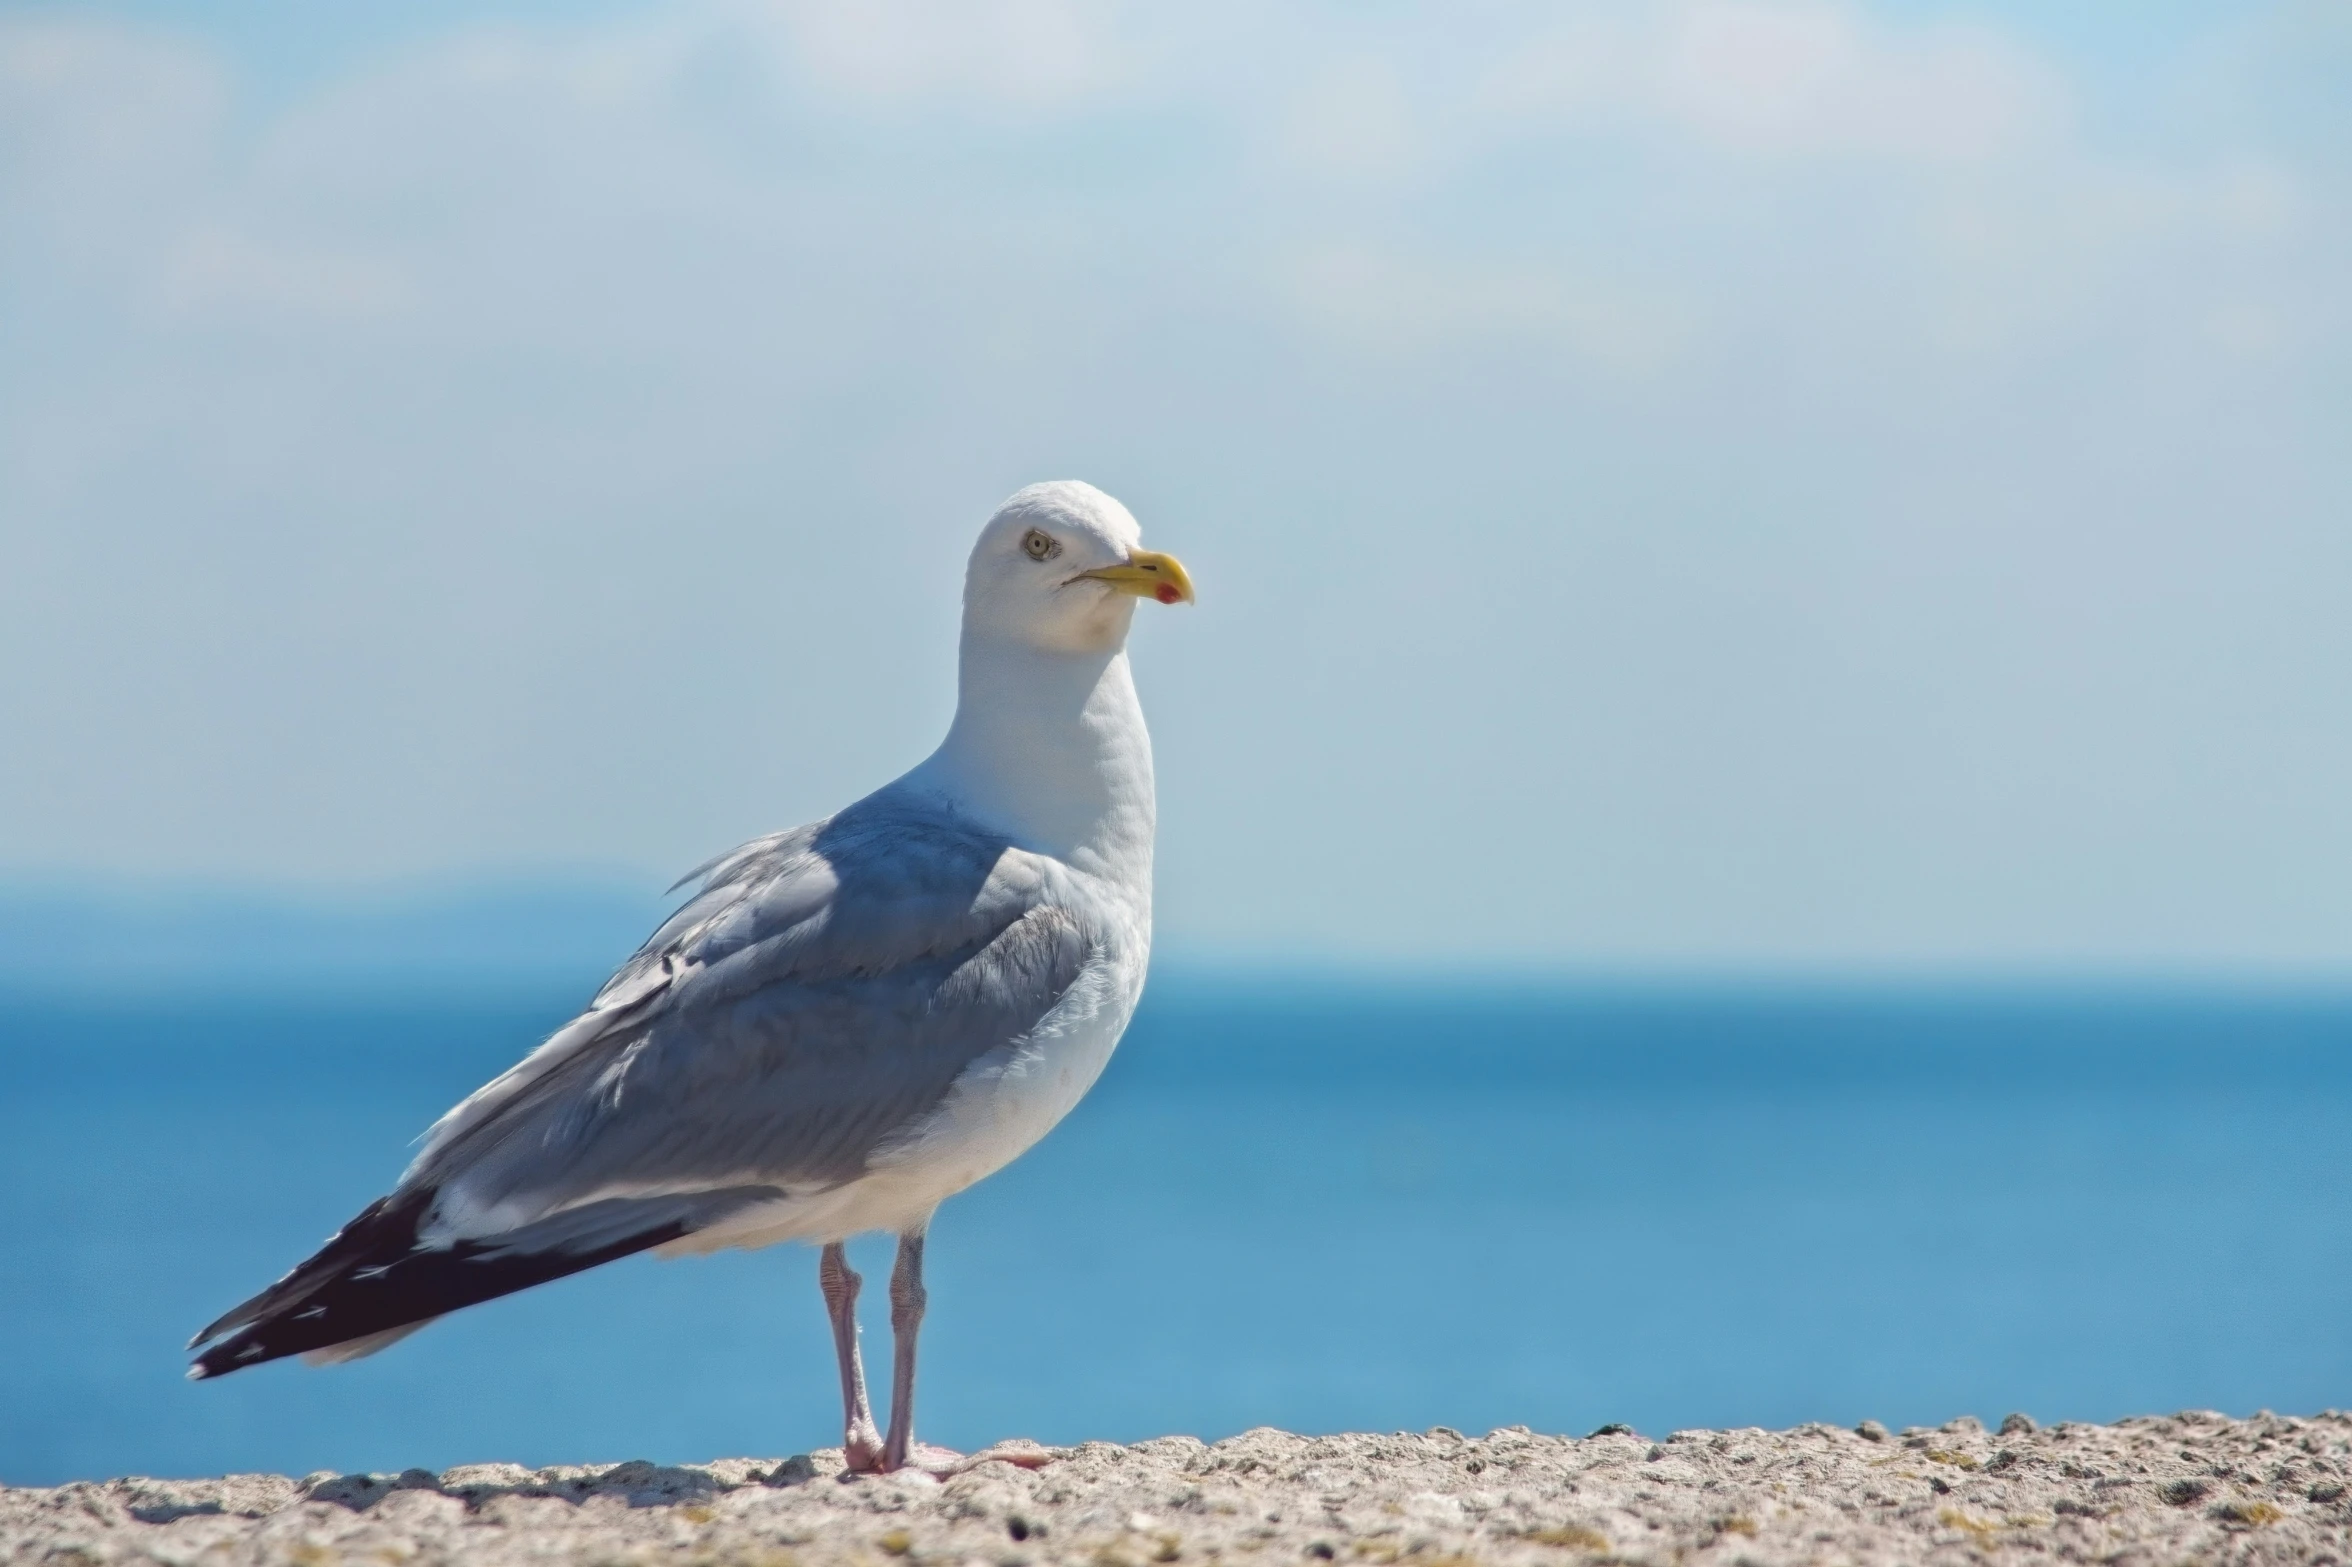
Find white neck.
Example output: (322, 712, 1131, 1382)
(898, 630, 1156, 887)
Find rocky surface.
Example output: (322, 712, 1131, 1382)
(8, 1413, 2352, 1567)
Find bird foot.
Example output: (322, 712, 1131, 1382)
(842, 1420, 888, 1475)
(894, 1441, 973, 1477)
(835, 1440, 1059, 1480)
(941, 1440, 1060, 1475)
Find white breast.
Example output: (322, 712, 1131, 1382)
(863, 948, 1140, 1211)
(666, 943, 1143, 1254)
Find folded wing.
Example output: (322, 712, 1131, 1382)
(190, 795, 1097, 1377)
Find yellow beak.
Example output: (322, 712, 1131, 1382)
(1080, 550, 1196, 606)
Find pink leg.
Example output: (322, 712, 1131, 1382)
(883, 1227, 927, 1472)
(819, 1242, 884, 1473)
(871, 1226, 1060, 1478)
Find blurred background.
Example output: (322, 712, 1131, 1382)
(3, 0, 2348, 1485)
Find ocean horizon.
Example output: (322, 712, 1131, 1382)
(6, 971, 2350, 1487)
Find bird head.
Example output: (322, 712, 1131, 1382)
(963, 480, 1195, 655)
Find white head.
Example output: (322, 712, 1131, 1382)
(962, 480, 1195, 655)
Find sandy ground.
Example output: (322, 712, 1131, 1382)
(8, 1413, 2351, 1567)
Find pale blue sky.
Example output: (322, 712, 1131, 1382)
(2, 0, 2346, 972)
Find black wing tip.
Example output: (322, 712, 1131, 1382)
(187, 1312, 244, 1352)
(189, 1328, 282, 1379)
(187, 1193, 701, 1381)
(185, 1189, 435, 1381)
(186, 1316, 263, 1377)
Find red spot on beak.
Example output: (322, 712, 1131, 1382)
(1155, 583, 1180, 604)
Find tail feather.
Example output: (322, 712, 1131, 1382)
(188, 1184, 787, 1379)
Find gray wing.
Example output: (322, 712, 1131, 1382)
(188, 793, 1100, 1376)
(410, 794, 1098, 1240)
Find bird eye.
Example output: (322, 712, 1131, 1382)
(1021, 528, 1061, 562)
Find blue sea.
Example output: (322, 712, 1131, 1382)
(5, 980, 2350, 1486)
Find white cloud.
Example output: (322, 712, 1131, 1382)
(1470, 0, 2059, 163)
(0, 18, 223, 266)
(730, 0, 1118, 112)
(1280, 56, 1426, 184)
(1660, 1, 2056, 159)
(155, 224, 414, 321)
(1283, 245, 1696, 372)
(0, 17, 221, 176)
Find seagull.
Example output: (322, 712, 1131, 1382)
(188, 481, 1194, 1474)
